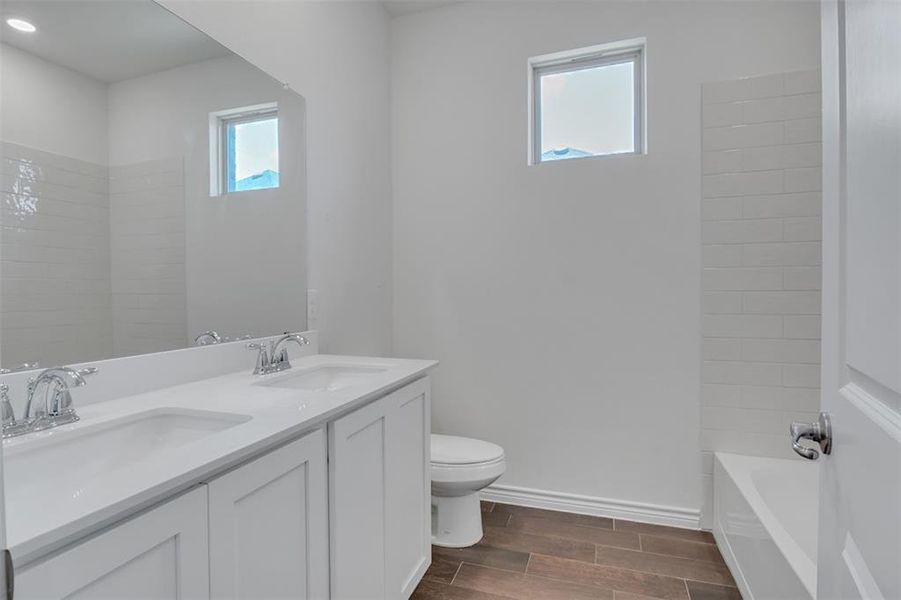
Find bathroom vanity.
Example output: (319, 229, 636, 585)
(0, 1, 440, 597)
(3, 343, 436, 599)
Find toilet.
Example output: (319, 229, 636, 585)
(430, 434, 506, 547)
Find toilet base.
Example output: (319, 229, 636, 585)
(431, 493, 483, 548)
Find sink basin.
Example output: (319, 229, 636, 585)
(3, 408, 250, 503)
(261, 365, 388, 392)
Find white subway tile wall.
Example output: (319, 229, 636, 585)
(1, 142, 113, 366)
(699, 70, 822, 526)
(109, 159, 187, 357)
(0, 144, 188, 368)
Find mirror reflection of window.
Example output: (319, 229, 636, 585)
(224, 111, 280, 193)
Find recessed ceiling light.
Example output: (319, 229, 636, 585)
(6, 18, 36, 33)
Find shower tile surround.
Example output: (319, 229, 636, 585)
(109, 159, 187, 357)
(1, 142, 113, 365)
(700, 70, 822, 526)
(0, 142, 187, 366)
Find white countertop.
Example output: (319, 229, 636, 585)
(4, 353, 437, 566)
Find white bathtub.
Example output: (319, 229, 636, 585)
(714, 453, 818, 600)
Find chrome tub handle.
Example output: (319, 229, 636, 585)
(790, 412, 832, 460)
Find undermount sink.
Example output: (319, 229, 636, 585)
(4, 408, 250, 503)
(260, 365, 389, 392)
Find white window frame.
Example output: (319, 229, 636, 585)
(528, 39, 646, 165)
(209, 102, 278, 196)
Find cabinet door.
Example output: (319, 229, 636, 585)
(16, 486, 209, 600)
(208, 429, 328, 600)
(329, 378, 431, 600)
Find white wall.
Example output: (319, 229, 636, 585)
(107, 55, 306, 345)
(391, 1, 820, 516)
(159, 0, 394, 356)
(0, 43, 108, 166)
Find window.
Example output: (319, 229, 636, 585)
(211, 104, 279, 195)
(529, 40, 644, 164)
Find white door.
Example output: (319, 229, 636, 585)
(818, 1, 901, 598)
(328, 378, 431, 600)
(15, 486, 210, 599)
(208, 429, 329, 600)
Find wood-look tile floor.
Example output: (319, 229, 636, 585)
(412, 502, 741, 600)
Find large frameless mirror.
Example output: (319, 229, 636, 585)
(0, 0, 306, 371)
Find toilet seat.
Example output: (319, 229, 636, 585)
(431, 434, 504, 466)
(430, 434, 506, 491)
(431, 456, 506, 485)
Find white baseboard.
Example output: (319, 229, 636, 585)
(480, 483, 701, 530)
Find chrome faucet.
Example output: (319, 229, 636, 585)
(194, 331, 222, 346)
(247, 334, 310, 376)
(1, 366, 98, 438)
(270, 333, 309, 371)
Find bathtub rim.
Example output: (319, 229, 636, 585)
(713, 452, 817, 600)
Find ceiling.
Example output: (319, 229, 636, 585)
(382, 1, 460, 17)
(0, 0, 232, 83)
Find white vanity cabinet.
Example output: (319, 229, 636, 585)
(208, 429, 329, 599)
(328, 378, 431, 599)
(11, 376, 432, 600)
(16, 486, 210, 600)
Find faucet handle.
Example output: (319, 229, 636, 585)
(247, 342, 272, 376)
(1, 383, 15, 427)
(0, 383, 29, 438)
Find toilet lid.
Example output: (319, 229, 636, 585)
(431, 434, 504, 465)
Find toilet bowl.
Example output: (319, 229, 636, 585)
(430, 434, 505, 548)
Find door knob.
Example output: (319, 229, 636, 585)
(790, 412, 832, 460)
